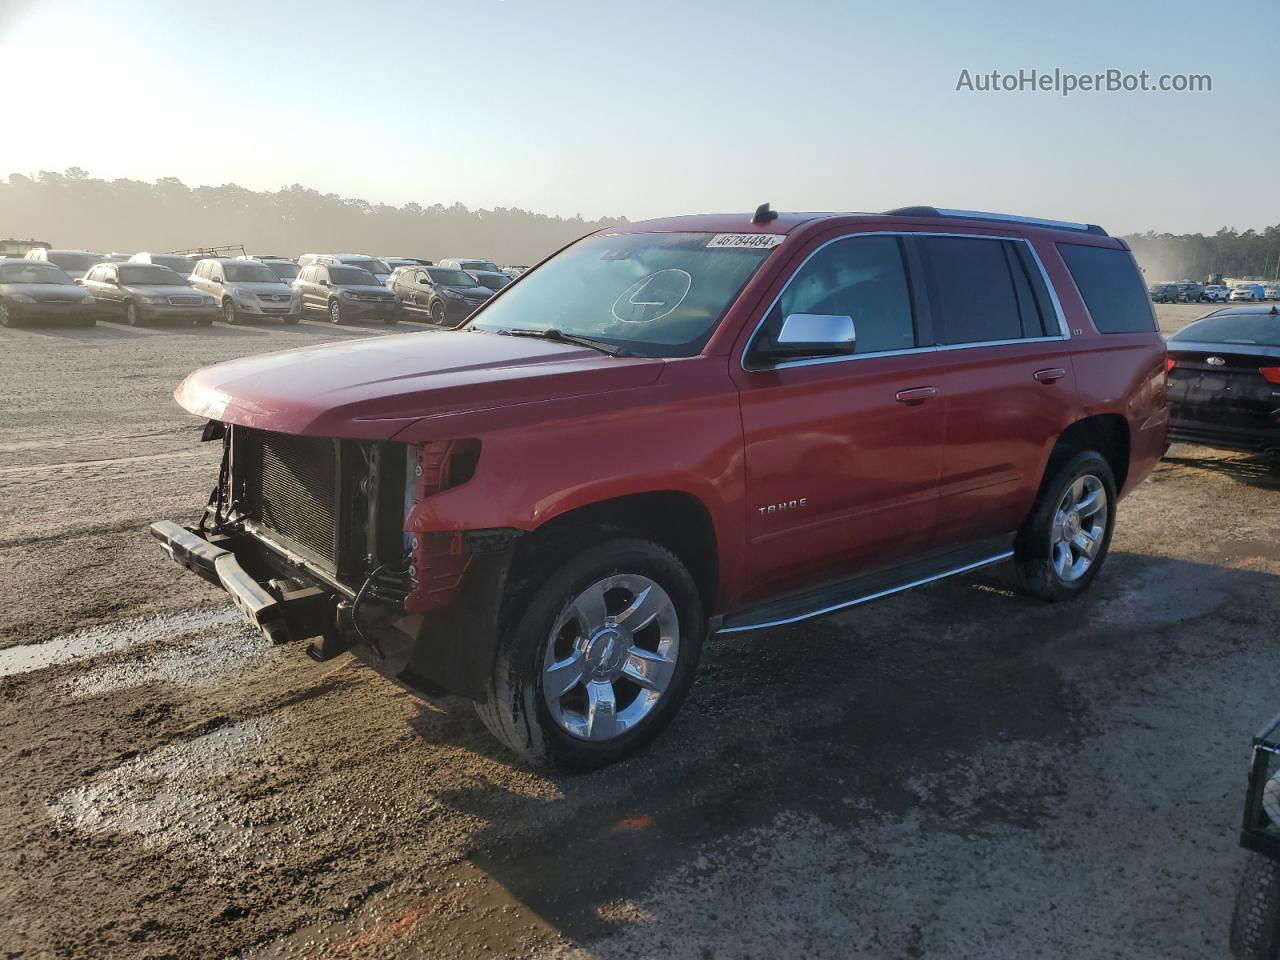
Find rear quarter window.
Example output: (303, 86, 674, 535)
(1057, 243, 1156, 334)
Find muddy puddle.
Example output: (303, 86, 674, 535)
(0, 606, 243, 679)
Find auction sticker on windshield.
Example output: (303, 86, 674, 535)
(705, 234, 786, 249)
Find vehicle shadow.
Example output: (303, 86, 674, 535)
(1, 321, 149, 341)
(1163, 447, 1280, 491)
(96, 318, 273, 337)
(390, 551, 1280, 946)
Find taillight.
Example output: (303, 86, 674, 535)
(1260, 366, 1280, 384)
(1166, 357, 1176, 373)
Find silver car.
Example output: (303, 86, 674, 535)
(189, 258, 302, 324)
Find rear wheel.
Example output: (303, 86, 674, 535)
(475, 538, 705, 770)
(328, 299, 342, 324)
(1012, 449, 1116, 601)
(1231, 853, 1280, 960)
(429, 299, 446, 325)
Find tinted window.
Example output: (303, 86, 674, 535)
(1057, 243, 1156, 334)
(1170, 314, 1280, 347)
(330, 266, 378, 284)
(427, 268, 476, 286)
(47, 252, 101, 272)
(921, 237, 1022, 344)
(754, 235, 916, 358)
(223, 263, 279, 283)
(0, 263, 75, 284)
(120, 265, 186, 285)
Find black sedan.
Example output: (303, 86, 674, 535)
(1166, 305, 1280, 463)
(0, 259, 98, 327)
(81, 262, 218, 326)
(388, 265, 492, 326)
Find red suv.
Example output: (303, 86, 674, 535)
(151, 205, 1169, 769)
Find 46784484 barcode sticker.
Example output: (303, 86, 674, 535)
(705, 234, 786, 249)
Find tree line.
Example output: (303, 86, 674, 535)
(3, 169, 1277, 282)
(0, 169, 624, 265)
(1123, 225, 1280, 283)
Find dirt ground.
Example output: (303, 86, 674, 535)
(2, 302, 1278, 959)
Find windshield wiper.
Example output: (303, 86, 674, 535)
(501, 327, 627, 356)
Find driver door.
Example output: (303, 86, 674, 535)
(731, 233, 947, 601)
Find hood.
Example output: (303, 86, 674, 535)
(123, 284, 204, 297)
(230, 281, 294, 294)
(336, 284, 395, 296)
(2, 283, 93, 301)
(175, 330, 665, 439)
(446, 284, 491, 297)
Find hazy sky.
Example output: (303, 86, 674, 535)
(1, 0, 1275, 235)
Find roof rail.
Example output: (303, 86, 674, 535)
(883, 206, 1107, 236)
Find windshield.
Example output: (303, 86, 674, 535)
(343, 257, 390, 275)
(0, 263, 74, 285)
(468, 232, 778, 357)
(119, 265, 187, 286)
(47, 252, 101, 272)
(150, 256, 195, 273)
(461, 260, 501, 273)
(330, 266, 378, 285)
(476, 273, 511, 290)
(223, 263, 281, 283)
(427, 268, 477, 286)
(1171, 314, 1280, 347)
(265, 261, 299, 281)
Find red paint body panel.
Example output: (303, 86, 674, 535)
(174, 210, 1167, 620)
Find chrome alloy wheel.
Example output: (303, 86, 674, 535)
(1050, 474, 1108, 582)
(542, 574, 680, 741)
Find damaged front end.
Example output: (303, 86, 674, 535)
(150, 423, 517, 698)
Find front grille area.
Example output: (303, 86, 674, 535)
(240, 430, 339, 565)
(168, 295, 202, 305)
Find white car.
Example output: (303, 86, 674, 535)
(1202, 284, 1229, 302)
(189, 257, 303, 324)
(1229, 284, 1263, 302)
(1265, 284, 1280, 301)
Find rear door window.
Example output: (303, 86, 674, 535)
(919, 236, 1025, 345)
(1056, 243, 1156, 333)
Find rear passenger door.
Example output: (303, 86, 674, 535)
(918, 234, 1078, 547)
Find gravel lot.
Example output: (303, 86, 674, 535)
(2, 303, 1278, 959)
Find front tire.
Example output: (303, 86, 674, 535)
(1012, 449, 1117, 602)
(0, 302, 16, 327)
(125, 301, 142, 326)
(222, 299, 239, 325)
(1231, 853, 1280, 960)
(429, 299, 446, 325)
(475, 538, 705, 770)
(328, 299, 342, 324)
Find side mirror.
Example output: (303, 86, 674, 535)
(74, 277, 84, 285)
(319, 279, 330, 287)
(761, 313, 856, 361)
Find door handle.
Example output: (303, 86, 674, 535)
(1034, 367, 1067, 383)
(895, 386, 938, 404)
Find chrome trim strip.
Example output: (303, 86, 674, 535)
(715, 550, 1014, 634)
(934, 208, 1094, 233)
(740, 231, 1071, 373)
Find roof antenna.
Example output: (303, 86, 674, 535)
(752, 202, 778, 224)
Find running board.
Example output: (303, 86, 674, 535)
(717, 537, 1015, 634)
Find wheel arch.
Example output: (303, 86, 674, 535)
(1050, 413, 1131, 493)
(513, 490, 720, 615)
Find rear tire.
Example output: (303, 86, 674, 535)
(475, 537, 705, 770)
(1231, 853, 1280, 960)
(1012, 449, 1117, 602)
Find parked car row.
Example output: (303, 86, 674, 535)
(1150, 280, 1280, 303)
(0, 248, 522, 327)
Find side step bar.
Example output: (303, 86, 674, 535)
(149, 521, 290, 643)
(717, 537, 1015, 635)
